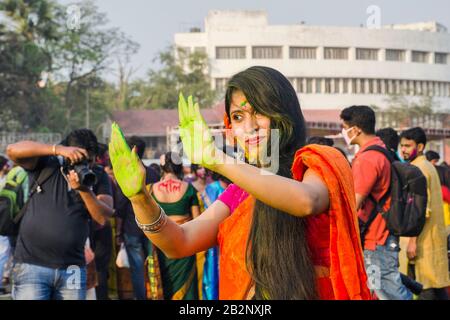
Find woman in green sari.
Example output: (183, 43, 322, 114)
(147, 152, 200, 300)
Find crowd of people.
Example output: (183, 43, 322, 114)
(0, 66, 449, 300)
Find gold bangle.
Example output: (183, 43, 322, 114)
(52, 144, 57, 156)
(135, 206, 168, 233)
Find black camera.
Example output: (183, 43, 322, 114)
(62, 159, 97, 188)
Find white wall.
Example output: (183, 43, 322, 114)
(175, 11, 450, 110)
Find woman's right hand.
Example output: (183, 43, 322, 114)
(109, 123, 146, 198)
(178, 93, 223, 170)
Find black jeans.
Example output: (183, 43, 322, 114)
(418, 288, 449, 300)
(91, 223, 113, 300)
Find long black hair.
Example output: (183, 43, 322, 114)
(225, 66, 317, 300)
(161, 151, 183, 179)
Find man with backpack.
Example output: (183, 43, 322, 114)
(340, 106, 413, 300)
(0, 155, 13, 295)
(399, 127, 450, 300)
(6, 129, 114, 300)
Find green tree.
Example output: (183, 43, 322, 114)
(50, 0, 139, 132)
(0, 0, 59, 131)
(375, 93, 444, 129)
(126, 47, 218, 109)
(0, 0, 139, 135)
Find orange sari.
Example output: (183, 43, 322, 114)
(217, 145, 371, 300)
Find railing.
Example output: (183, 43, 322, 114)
(0, 132, 62, 155)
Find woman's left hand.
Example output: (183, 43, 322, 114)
(109, 123, 146, 198)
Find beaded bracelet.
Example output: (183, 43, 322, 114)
(135, 206, 168, 233)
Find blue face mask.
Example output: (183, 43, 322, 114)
(396, 151, 406, 163)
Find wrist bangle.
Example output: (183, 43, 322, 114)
(135, 206, 168, 233)
(53, 144, 57, 156)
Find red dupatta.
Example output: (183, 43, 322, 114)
(217, 145, 371, 300)
(291, 145, 371, 300)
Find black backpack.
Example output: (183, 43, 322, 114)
(0, 165, 57, 236)
(359, 145, 427, 241)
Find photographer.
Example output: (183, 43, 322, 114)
(6, 129, 113, 300)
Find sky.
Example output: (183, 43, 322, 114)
(58, 0, 450, 81)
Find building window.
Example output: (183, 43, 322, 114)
(428, 81, 433, 96)
(368, 79, 374, 94)
(408, 80, 415, 95)
(355, 79, 362, 94)
(216, 47, 246, 59)
(342, 79, 349, 93)
(381, 80, 388, 94)
(435, 52, 448, 64)
(315, 79, 322, 93)
(438, 82, 444, 96)
(422, 81, 428, 96)
(351, 79, 357, 93)
(306, 78, 313, 93)
(373, 79, 379, 94)
(364, 79, 369, 94)
(324, 78, 332, 93)
(434, 82, 439, 96)
(215, 78, 228, 92)
(378, 79, 384, 94)
(252, 46, 283, 59)
(324, 47, 348, 60)
(296, 78, 304, 93)
(289, 47, 317, 59)
(387, 80, 394, 94)
(356, 48, 379, 61)
(386, 49, 405, 62)
(395, 80, 401, 94)
(333, 78, 340, 93)
(415, 81, 422, 95)
(412, 51, 429, 63)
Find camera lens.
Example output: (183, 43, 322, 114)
(74, 163, 97, 187)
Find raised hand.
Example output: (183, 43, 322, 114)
(109, 123, 146, 198)
(178, 93, 222, 169)
(56, 146, 88, 164)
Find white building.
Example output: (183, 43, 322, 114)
(174, 10, 450, 112)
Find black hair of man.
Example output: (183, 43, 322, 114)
(126, 136, 146, 159)
(61, 128, 99, 158)
(400, 127, 427, 147)
(425, 150, 440, 162)
(340, 105, 376, 135)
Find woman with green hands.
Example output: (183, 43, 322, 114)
(109, 66, 371, 300)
